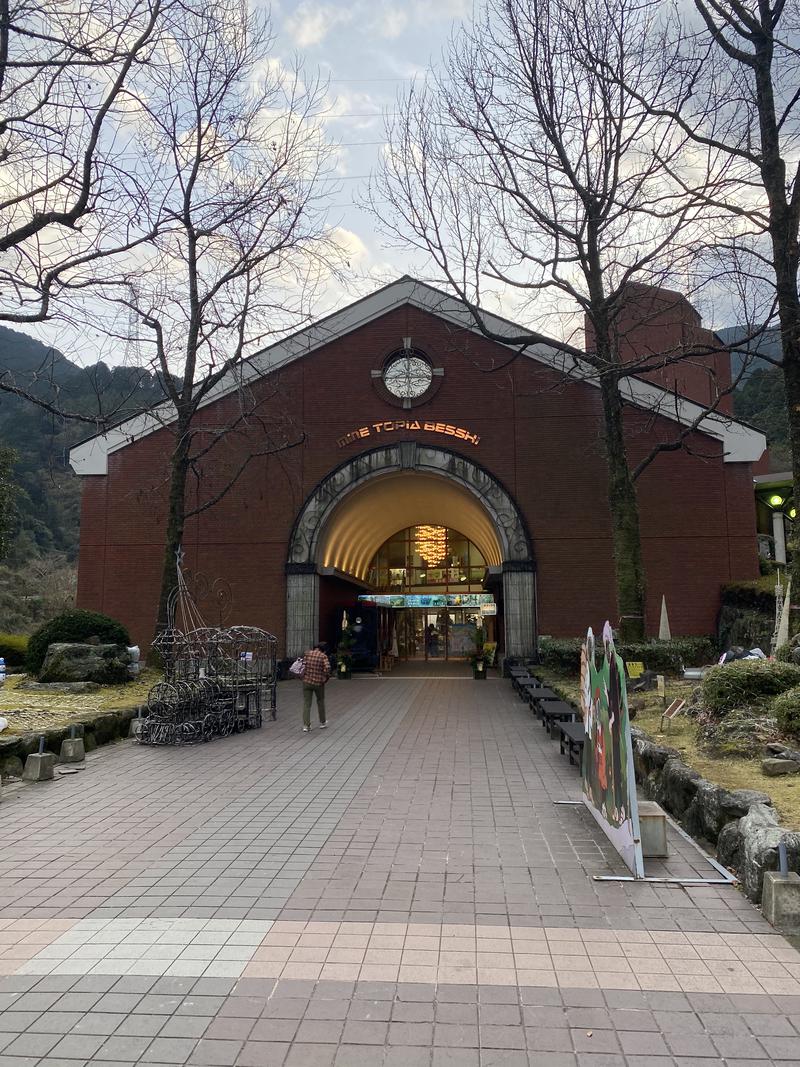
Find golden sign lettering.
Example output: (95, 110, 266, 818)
(336, 420, 481, 449)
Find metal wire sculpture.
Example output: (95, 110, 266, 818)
(140, 552, 277, 746)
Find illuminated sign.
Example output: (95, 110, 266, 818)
(358, 593, 494, 608)
(337, 419, 480, 448)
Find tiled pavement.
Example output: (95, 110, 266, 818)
(3, 676, 800, 1065)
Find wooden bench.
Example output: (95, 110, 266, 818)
(527, 687, 559, 714)
(559, 720, 585, 765)
(541, 701, 579, 736)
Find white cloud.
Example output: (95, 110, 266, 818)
(371, 5, 408, 38)
(284, 2, 353, 47)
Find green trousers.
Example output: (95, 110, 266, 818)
(302, 683, 326, 728)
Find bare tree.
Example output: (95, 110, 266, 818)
(66, 0, 338, 631)
(629, 0, 800, 607)
(0, 0, 163, 324)
(374, 0, 726, 640)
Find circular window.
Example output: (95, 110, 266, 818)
(383, 350, 433, 399)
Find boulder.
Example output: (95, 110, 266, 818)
(684, 782, 773, 843)
(717, 819, 743, 870)
(762, 758, 800, 776)
(660, 757, 702, 817)
(766, 741, 800, 762)
(736, 804, 800, 902)
(39, 643, 130, 685)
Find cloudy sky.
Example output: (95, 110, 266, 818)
(271, 0, 469, 301)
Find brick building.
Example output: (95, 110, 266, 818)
(69, 278, 766, 662)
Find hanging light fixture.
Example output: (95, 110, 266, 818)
(415, 525, 447, 566)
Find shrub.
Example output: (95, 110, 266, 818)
(0, 632, 28, 669)
(698, 708, 779, 757)
(701, 659, 800, 714)
(537, 638, 583, 672)
(773, 686, 800, 740)
(26, 610, 130, 676)
(537, 636, 716, 675)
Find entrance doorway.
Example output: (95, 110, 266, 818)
(396, 607, 487, 661)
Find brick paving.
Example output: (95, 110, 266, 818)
(2, 675, 800, 1064)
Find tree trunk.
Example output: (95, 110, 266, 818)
(155, 422, 191, 632)
(599, 368, 647, 640)
(777, 287, 800, 618)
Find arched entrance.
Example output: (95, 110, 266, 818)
(285, 443, 536, 659)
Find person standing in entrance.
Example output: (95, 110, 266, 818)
(302, 642, 330, 732)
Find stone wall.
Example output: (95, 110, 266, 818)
(0, 706, 143, 780)
(632, 727, 800, 902)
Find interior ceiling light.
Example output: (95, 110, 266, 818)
(416, 525, 447, 566)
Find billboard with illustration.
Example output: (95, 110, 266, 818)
(581, 622, 644, 878)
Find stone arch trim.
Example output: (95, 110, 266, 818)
(287, 443, 533, 569)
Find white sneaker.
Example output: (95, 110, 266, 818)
(302, 726, 310, 732)
(320, 722, 328, 729)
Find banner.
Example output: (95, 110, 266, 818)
(581, 622, 644, 878)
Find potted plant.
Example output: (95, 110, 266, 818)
(471, 624, 487, 680)
(337, 619, 355, 679)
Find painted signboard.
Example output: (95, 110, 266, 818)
(580, 622, 644, 878)
(358, 593, 494, 608)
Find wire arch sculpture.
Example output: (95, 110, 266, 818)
(141, 551, 277, 746)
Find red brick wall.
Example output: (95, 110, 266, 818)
(76, 302, 760, 650)
(585, 284, 735, 415)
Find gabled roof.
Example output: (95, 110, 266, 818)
(69, 276, 766, 475)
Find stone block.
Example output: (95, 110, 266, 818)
(638, 800, 668, 858)
(762, 871, 800, 933)
(22, 752, 56, 782)
(762, 758, 800, 776)
(60, 737, 85, 763)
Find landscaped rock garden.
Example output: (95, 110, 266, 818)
(0, 609, 153, 782)
(539, 653, 800, 905)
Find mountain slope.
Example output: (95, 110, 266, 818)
(0, 327, 169, 562)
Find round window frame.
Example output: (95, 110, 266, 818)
(372, 347, 443, 409)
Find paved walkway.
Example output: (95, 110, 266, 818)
(2, 676, 800, 1066)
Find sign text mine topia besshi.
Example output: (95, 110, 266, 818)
(337, 419, 481, 448)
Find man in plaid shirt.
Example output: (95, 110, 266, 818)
(302, 643, 331, 732)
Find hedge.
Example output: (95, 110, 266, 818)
(26, 610, 130, 676)
(701, 659, 800, 714)
(537, 636, 716, 675)
(0, 633, 28, 669)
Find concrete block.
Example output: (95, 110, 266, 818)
(638, 800, 669, 859)
(762, 871, 800, 933)
(60, 738, 85, 763)
(22, 752, 56, 782)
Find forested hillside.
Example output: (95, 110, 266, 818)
(0, 326, 169, 564)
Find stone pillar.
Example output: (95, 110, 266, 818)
(502, 561, 536, 659)
(773, 510, 787, 565)
(285, 564, 319, 658)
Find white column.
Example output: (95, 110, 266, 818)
(502, 564, 536, 658)
(285, 568, 319, 658)
(773, 511, 787, 565)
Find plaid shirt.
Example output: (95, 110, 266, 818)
(303, 648, 330, 686)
